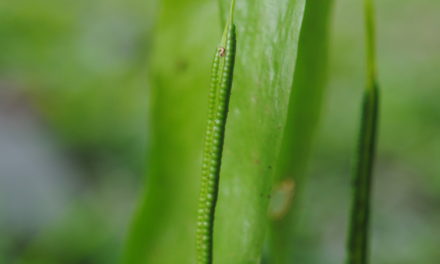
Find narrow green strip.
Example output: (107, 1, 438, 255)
(346, 0, 379, 263)
(196, 1, 237, 263)
(364, 0, 377, 85)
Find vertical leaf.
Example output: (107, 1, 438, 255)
(122, 1, 220, 263)
(268, 0, 334, 263)
(124, 0, 326, 263)
(213, 0, 306, 263)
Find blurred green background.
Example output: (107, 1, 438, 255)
(0, 0, 439, 263)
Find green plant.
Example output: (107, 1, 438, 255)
(196, 1, 236, 263)
(268, 0, 333, 262)
(346, 0, 379, 263)
(3, 0, 440, 263)
(122, 0, 331, 263)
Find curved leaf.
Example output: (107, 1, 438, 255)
(213, 0, 306, 263)
(122, 1, 220, 263)
(268, 0, 334, 263)
(123, 0, 332, 263)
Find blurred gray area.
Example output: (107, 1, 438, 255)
(0, 85, 140, 263)
(0, 86, 76, 232)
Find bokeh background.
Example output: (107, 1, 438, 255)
(0, 0, 439, 263)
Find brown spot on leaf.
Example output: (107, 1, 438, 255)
(268, 179, 295, 220)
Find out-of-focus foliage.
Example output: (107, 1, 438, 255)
(0, 0, 152, 169)
(0, 0, 153, 263)
(293, 1, 440, 263)
(0, 0, 439, 263)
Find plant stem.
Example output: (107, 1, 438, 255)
(346, 0, 379, 263)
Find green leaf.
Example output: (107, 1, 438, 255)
(267, 0, 334, 263)
(123, 0, 333, 263)
(213, 0, 307, 262)
(122, 1, 220, 263)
